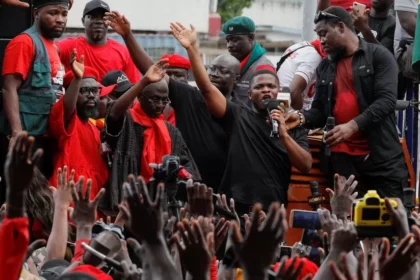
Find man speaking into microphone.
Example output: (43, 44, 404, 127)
(170, 21, 312, 215)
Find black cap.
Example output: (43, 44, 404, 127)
(33, 0, 69, 9)
(101, 70, 133, 96)
(40, 259, 71, 280)
(83, 0, 110, 17)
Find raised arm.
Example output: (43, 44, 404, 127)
(317, 0, 330, 12)
(170, 22, 227, 119)
(63, 49, 83, 124)
(109, 59, 169, 120)
(104, 11, 156, 75)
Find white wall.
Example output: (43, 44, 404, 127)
(242, 0, 303, 32)
(66, 0, 210, 33)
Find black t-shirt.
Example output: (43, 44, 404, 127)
(219, 101, 309, 209)
(368, 14, 396, 54)
(168, 79, 242, 191)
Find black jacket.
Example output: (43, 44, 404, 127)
(303, 39, 402, 164)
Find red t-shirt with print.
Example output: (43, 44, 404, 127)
(332, 55, 369, 156)
(56, 36, 140, 83)
(329, 0, 371, 11)
(2, 33, 62, 82)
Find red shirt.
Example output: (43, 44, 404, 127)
(56, 37, 140, 83)
(329, 0, 371, 11)
(48, 98, 108, 200)
(332, 56, 369, 156)
(2, 33, 64, 84)
(0, 217, 29, 280)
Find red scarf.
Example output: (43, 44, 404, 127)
(129, 102, 172, 182)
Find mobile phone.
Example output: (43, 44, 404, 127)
(353, 2, 366, 16)
(279, 246, 292, 259)
(289, 209, 321, 230)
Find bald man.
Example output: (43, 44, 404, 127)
(104, 63, 200, 212)
(104, 11, 243, 191)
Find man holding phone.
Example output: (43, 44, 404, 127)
(350, 0, 396, 54)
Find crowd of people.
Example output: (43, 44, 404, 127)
(0, 0, 419, 279)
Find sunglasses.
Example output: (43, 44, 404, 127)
(314, 11, 342, 24)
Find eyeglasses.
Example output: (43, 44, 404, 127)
(80, 87, 100, 96)
(147, 97, 170, 105)
(314, 11, 342, 24)
(206, 65, 232, 76)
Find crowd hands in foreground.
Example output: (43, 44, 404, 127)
(1, 133, 420, 280)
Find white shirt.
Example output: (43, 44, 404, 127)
(277, 41, 322, 111)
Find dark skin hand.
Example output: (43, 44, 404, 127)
(186, 181, 214, 218)
(275, 256, 309, 280)
(0, 0, 29, 7)
(2, 74, 23, 147)
(5, 132, 43, 218)
(324, 120, 359, 146)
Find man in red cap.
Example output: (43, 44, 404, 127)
(160, 54, 191, 125)
(48, 50, 110, 199)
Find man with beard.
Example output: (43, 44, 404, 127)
(286, 7, 407, 199)
(48, 50, 111, 198)
(222, 16, 275, 108)
(104, 12, 244, 191)
(0, 0, 69, 203)
(56, 0, 139, 82)
(105, 60, 200, 211)
(171, 22, 312, 214)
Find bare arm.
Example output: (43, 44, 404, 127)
(317, 0, 330, 12)
(282, 134, 312, 173)
(289, 75, 307, 110)
(171, 23, 227, 118)
(2, 74, 23, 136)
(109, 60, 169, 120)
(63, 78, 82, 123)
(397, 11, 417, 38)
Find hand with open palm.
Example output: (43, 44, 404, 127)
(70, 49, 84, 79)
(144, 59, 169, 84)
(104, 11, 131, 38)
(170, 22, 197, 49)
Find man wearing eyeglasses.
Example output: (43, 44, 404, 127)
(286, 7, 407, 200)
(104, 60, 201, 211)
(48, 50, 114, 200)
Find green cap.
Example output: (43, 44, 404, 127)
(222, 16, 256, 35)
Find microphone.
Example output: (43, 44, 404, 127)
(264, 98, 280, 138)
(324, 117, 335, 156)
(307, 181, 327, 210)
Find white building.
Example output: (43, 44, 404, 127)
(66, 0, 210, 33)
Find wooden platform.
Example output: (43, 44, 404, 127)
(285, 136, 416, 245)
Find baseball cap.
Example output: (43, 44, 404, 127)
(83, 0, 110, 17)
(39, 259, 71, 280)
(101, 70, 133, 96)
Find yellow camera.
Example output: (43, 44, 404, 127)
(353, 190, 398, 227)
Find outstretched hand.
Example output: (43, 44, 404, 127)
(326, 174, 358, 219)
(52, 166, 74, 207)
(104, 11, 131, 38)
(70, 48, 84, 79)
(170, 22, 197, 49)
(5, 132, 43, 197)
(144, 59, 169, 84)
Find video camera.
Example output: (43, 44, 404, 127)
(149, 155, 192, 221)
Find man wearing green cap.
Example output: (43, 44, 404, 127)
(222, 16, 275, 107)
(0, 0, 69, 201)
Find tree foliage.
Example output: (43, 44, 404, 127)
(217, 0, 256, 23)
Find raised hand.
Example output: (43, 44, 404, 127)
(217, 194, 240, 224)
(0, 0, 30, 8)
(231, 203, 288, 277)
(329, 252, 374, 280)
(385, 197, 410, 239)
(170, 22, 197, 49)
(318, 208, 344, 239)
(70, 176, 105, 227)
(52, 166, 74, 207)
(144, 59, 169, 84)
(5, 132, 43, 201)
(121, 260, 142, 280)
(70, 48, 84, 79)
(326, 174, 358, 220)
(120, 175, 164, 244)
(330, 222, 358, 253)
(104, 11, 131, 38)
(214, 217, 230, 252)
(174, 218, 214, 278)
(186, 181, 214, 218)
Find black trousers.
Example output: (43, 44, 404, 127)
(0, 134, 54, 205)
(328, 152, 408, 200)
